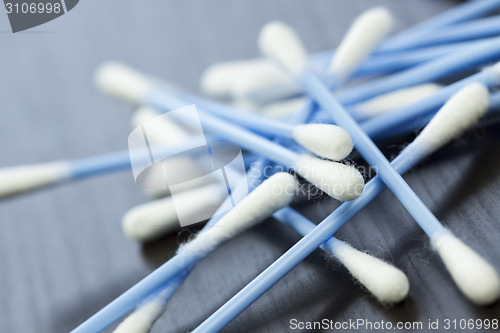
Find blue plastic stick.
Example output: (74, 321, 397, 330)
(359, 65, 500, 136)
(67, 138, 204, 180)
(311, 0, 500, 66)
(190, 120, 439, 333)
(303, 70, 448, 236)
(337, 37, 500, 105)
(379, 15, 500, 52)
(380, 0, 500, 52)
(148, 94, 298, 167)
(352, 37, 500, 78)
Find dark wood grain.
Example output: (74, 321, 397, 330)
(0, 1, 498, 332)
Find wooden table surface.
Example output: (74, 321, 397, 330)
(0, 0, 499, 332)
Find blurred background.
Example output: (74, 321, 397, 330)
(0, 1, 499, 332)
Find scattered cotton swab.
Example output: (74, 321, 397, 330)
(274, 208, 409, 303)
(189, 80, 496, 333)
(95, 64, 364, 201)
(327, 7, 393, 81)
(259, 20, 500, 305)
(0, 162, 71, 199)
(177, 172, 298, 258)
(432, 230, 500, 305)
(98, 63, 356, 161)
(71, 172, 299, 333)
(353, 83, 442, 118)
(333, 241, 409, 303)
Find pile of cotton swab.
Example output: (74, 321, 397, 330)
(0, 2, 499, 333)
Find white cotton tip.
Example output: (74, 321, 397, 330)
(231, 60, 301, 105)
(131, 106, 191, 144)
(259, 22, 309, 78)
(94, 62, 154, 105)
(295, 155, 364, 201)
(177, 172, 298, 258)
(293, 124, 353, 161)
(113, 296, 166, 333)
(355, 83, 442, 117)
(413, 83, 489, 154)
(0, 162, 71, 199)
(329, 7, 393, 79)
(260, 97, 307, 119)
(334, 242, 409, 303)
(200, 60, 251, 99)
(432, 231, 500, 305)
(123, 183, 226, 242)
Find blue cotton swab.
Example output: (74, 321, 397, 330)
(337, 36, 500, 105)
(381, 0, 500, 52)
(177, 60, 500, 137)
(112, 270, 190, 333)
(260, 21, 500, 303)
(102, 21, 409, 327)
(111, 102, 406, 333)
(203, 0, 500, 103)
(273, 208, 409, 303)
(71, 172, 299, 333)
(203, 37, 494, 103)
(96, 64, 365, 202)
(380, 15, 500, 52)
(0, 138, 203, 200)
(191, 82, 499, 333)
(359, 61, 500, 136)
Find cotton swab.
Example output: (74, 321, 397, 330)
(337, 37, 500, 105)
(71, 172, 299, 333)
(112, 270, 190, 333)
(381, 0, 500, 46)
(353, 83, 442, 118)
(114, 113, 405, 332)
(201, 0, 500, 103)
(191, 82, 497, 333)
(0, 138, 202, 200)
(122, 183, 226, 242)
(223, 7, 393, 104)
(359, 61, 500, 137)
(260, 21, 500, 302)
(380, 15, 500, 52)
(273, 208, 409, 303)
(326, 7, 393, 83)
(96, 65, 364, 202)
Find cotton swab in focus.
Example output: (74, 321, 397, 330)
(260, 22, 500, 302)
(191, 81, 497, 333)
(71, 172, 299, 333)
(274, 208, 409, 303)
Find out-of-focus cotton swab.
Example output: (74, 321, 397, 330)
(122, 183, 227, 242)
(71, 172, 299, 333)
(327, 7, 393, 82)
(95, 63, 364, 201)
(353, 83, 442, 118)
